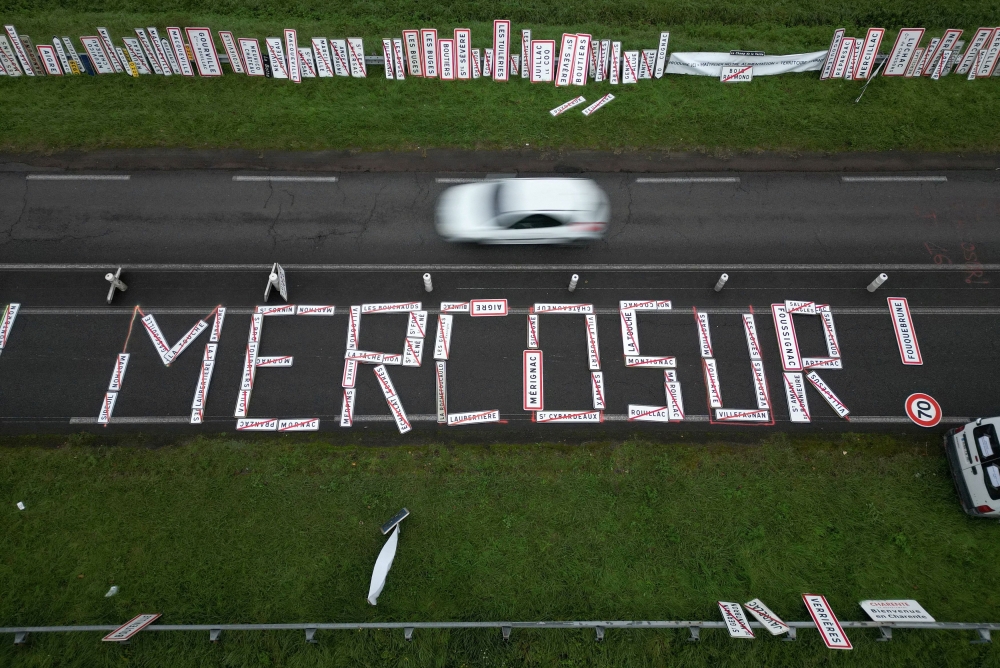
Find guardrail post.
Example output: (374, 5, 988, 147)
(781, 627, 797, 642)
(305, 628, 318, 644)
(209, 628, 222, 643)
(501, 626, 511, 641)
(595, 626, 605, 642)
(13, 632, 27, 645)
(404, 627, 414, 642)
(687, 626, 700, 642)
(876, 626, 892, 641)
(972, 628, 992, 644)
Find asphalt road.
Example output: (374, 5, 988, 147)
(0, 169, 997, 435)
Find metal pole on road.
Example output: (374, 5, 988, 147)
(423, 273, 433, 292)
(867, 273, 888, 292)
(105, 268, 127, 304)
(568, 274, 579, 292)
(714, 273, 728, 292)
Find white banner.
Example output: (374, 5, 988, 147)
(668, 50, 827, 76)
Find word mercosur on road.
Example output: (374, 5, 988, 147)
(0, 294, 936, 434)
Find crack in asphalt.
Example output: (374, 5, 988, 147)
(354, 181, 388, 248)
(1, 178, 30, 245)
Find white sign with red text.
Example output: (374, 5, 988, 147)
(803, 594, 852, 649)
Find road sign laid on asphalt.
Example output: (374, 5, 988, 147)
(905, 393, 942, 427)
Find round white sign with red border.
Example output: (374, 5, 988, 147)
(905, 393, 942, 428)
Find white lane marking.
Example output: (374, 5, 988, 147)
(26, 174, 130, 181)
(841, 176, 948, 182)
(232, 175, 339, 182)
(67, 414, 970, 425)
(1, 263, 996, 272)
(435, 178, 485, 183)
(635, 177, 740, 183)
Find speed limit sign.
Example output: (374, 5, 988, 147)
(905, 393, 942, 428)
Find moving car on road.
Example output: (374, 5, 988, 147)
(435, 177, 610, 244)
(945, 417, 1000, 518)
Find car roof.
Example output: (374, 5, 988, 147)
(496, 178, 597, 214)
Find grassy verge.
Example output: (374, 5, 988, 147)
(1, 433, 999, 666)
(1, 16, 999, 153)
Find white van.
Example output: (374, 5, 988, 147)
(945, 418, 1000, 518)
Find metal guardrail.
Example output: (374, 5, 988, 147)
(2, 619, 996, 645)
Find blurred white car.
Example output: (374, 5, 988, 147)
(435, 178, 610, 244)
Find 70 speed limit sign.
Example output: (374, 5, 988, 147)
(905, 393, 942, 428)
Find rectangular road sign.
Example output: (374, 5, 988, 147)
(860, 599, 934, 623)
(628, 405, 673, 423)
(887, 297, 922, 364)
(620, 308, 639, 356)
(236, 418, 278, 431)
(695, 311, 713, 357)
(435, 360, 447, 423)
(103, 613, 161, 642)
(373, 364, 411, 434)
(718, 602, 755, 638)
(340, 388, 355, 427)
(535, 410, 602, 423)
(523, 350, 543, 410)
(783, 372, 811, 422)
(803, 594, 852, 649)
(108, 353, 129, 392)
(433, 314, 453, 360)
(591, 371, 606, 410)
(703, 358, 722, 408)
(625, 355, 676, 368)
(771, 304, 802, 370)
(585, 314, 601, 369)
(447, 409, 500, 426)
(406, 311, 427, 338)
(471, 299, 508, 316)
(744, 598, 790, 635)
(527, 314, 539, 348)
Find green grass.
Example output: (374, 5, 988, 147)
(2, 433, 999, 666)
(1, 14, 999, 154)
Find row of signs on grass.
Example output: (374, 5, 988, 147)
(4, 23, 998, 83)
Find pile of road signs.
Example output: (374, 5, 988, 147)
(824, 27, 1000, 80)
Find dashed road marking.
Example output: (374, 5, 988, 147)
(26, 174, 130, 181)
(232, 175, 339, 182)
(635, 177, 740, 183)
(841, 176, 948, 182)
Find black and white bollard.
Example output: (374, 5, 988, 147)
(867, 273, 888, 292)
(714, 273, 729, 292)
(105, 268, 127, 304)
(423, 273, 433, 292)
(568, 274, 579, 292)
